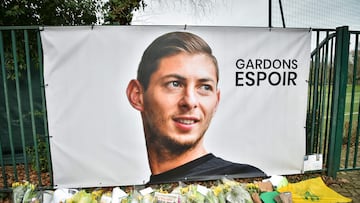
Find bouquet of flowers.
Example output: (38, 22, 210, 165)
(12, 181, 41, 203)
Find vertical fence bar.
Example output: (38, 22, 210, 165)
(25, 30, 42, 184)
(319, 45, 327, 149)
(310, 30, 321, 153)
(6, 31, 19, 182)
(11, 30, 30, 181)
(318, 31, 331, 153)
(353, 33, 359, 168)
(306, 56, 314, 153)
(315, 46, 324, 151)
(323, 36, 335, 164)
(307, 58, 313, 117)
(0, 31, 10, 188)
(327, 26, 350, 178)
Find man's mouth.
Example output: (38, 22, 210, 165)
(177, 119, 195, 125)
(174, 118, 199, 125)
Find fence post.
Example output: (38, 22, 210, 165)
(327, 26, 350, 178)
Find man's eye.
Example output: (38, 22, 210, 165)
(168, 81, 181, 88)
(201, 84, 212, 91)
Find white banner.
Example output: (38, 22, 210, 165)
(41, 26, 311, 188)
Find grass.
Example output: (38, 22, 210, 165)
(308, 83, 360, 153)
(308, 84, 360, 118)
(344, 84, 360, 119)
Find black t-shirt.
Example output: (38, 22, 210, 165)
(148, 153, 267, 184)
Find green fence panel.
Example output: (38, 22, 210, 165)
(307, 27, 360, 177)
(344, 33, 359, 169)
(0, 27, 52, 191)
(354, 33, 360, 169)
(307, 29, 337, 164)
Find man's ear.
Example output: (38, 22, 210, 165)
(126, 79, 144, 112)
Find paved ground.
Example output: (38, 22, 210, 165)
(327, 170, 360, 203)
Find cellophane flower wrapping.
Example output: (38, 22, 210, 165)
(221, 178, 253, 203)
(65, 190, 96, 203)
(12, 181, 40, 203)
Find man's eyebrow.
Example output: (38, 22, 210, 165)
(162, 74, 216, 83)
(198, 78, 216, 84)
(161, 74, 186, 81)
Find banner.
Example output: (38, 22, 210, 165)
(41, 26, 311, 188)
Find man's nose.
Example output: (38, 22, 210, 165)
(179, 88, 198, 109)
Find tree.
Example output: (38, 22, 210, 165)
(102, 0, 146, 25)
(348, 49, 360, 84)
(0, 0, 103, 26)
(1, 0, 147, 26)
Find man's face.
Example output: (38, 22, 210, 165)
(141, 52, 220, 154)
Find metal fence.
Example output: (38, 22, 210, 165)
(307, 26, 360, 177)
(0, 26, 359, 191)
(0, 26, 52, 191)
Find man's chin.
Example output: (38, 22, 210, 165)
(166, 137, 203, 154)
(146, 131, 203, 154)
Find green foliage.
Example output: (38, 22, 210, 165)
(0, 0, 102, 26)
(102, 0, 146, 25)
(0, 0, 147, 26)
(0, 30, 39, 81)
(26, 135, 50, 172)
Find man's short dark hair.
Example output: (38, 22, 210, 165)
(137, 31, 219, 90)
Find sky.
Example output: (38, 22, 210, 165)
(131, 0, 360, 30)
(131, 0, 269, 27)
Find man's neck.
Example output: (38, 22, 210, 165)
(147, 145, 208, 175)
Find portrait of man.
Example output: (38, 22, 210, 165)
(126, 31, 266, 184)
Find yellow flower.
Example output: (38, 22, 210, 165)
(12, 182, 20, 188)
(212, 185, 223, 196)
(30, 184, 35, 190)
(158, 187, 169, 194)
(246, 183, 259, 194)
(91, 189, 103, 200)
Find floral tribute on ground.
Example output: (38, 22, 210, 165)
(11, 175, 352, 203)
